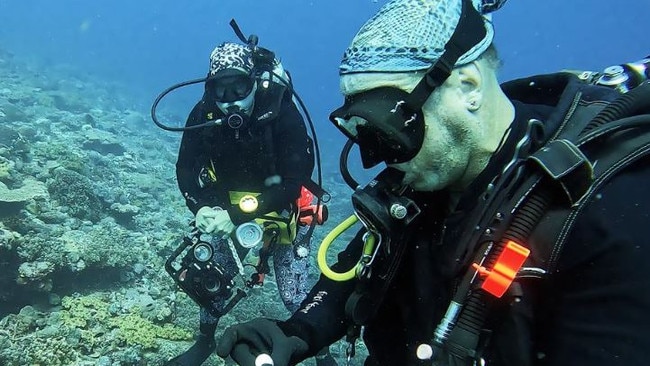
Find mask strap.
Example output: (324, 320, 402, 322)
(408, 0, 488, 109)
(229, 18, 251, 45)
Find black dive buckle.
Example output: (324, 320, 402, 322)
(165, 228, 246, 318)
(351, 167, 421, 257)
(345, 167, 421, 326)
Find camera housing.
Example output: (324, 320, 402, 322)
(165, 230, 246, 318)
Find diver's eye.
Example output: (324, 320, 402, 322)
(234, 83, 249, 98)
(214, 86, 226, 102)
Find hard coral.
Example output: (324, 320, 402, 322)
(0, 179, 48, 216)
(0, 156, 13, 180)
(46, 168, 103, 222)
(0, 179, 48, 203)
(108, 312, 191, 349)
(60, 293, 191, 351)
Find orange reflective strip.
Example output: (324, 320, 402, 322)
(298, 204, 326, 226)
(472, 240, 530, 298)
(297, 186, 314, 209)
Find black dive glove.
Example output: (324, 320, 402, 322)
(216, 318, 309, 366)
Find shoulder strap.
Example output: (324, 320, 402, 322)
(529, 90, 650, 273)
(262, 125, 278, 177)
(438, 81, 650, 364)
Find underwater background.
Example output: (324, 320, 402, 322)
(0, 1, 647, 365)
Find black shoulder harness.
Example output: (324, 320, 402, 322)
(434, 80, 650, 364)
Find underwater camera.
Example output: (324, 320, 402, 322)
(165, 229, 246, 317)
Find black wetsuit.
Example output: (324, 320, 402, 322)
(279, 73, 650, 365)
(175, 84, 315, 327)
(176, 87, 312, 225)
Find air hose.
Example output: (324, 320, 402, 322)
(317, 215, 376, 282)
(583, 80, 650, 134)
(448, 186, 554, 357)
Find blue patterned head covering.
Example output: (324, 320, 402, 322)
(340, 0, 496, 74)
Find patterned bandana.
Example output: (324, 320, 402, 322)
(208, 42, 255, 77)
(340, 0, 496, 74)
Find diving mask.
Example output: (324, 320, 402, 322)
(205, 69, 257, 130)
(329, 0, 490, 169)
(330, 86, 425, 169)
(207, 69, 255, 103)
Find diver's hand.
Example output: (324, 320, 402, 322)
(195, 206, 220, 233)
(209, 209, 235, 238)
(216, 318, 309, 366)
(195, 207, 235, 236)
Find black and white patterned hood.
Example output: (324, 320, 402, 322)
(209, 42, 254, 76)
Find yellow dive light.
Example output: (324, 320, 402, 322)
(238, 194, 259, 213)
(317, 214, 376, 281)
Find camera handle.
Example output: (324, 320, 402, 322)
(164, 232, 196, 278)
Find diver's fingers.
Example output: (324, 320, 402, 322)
(201, 208, 220, 217)
(229, 341, 262, 366)
(204, 219, 218, 234)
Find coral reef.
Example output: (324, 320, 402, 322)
(0, 101, 26, 123)
(46, 168, 104, 222)
(0, 292, 192, 365)
(0, 226, 19, 250)
(0, 179, 48, 216)
(0, 155, 13, 180)
(80, 125, 127, 156)
(0, 179, 48, 203)
(10, 220, 148, 293)
(0, 45, 358, 366)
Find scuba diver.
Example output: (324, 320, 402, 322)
(151, 20, 334, 366)
(214, 0, 650, 365)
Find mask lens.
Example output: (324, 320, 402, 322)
(329, 87, 425, 168)
(209, 74, 254, 103)
(234, 82, 250, 98)
(332, 116, 368, 141)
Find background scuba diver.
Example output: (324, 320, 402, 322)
(158, 37, 335, 366)
(214, 0, 650, 365)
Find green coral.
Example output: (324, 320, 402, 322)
(60, 294, 108, 329)
(109, 312, 192, 349)
(60, 293, 191, 350)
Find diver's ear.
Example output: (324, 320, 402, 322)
(456, 61, 483, 112)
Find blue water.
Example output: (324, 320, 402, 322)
(0, 2, 647, 363)
(1, 0, 647, 151)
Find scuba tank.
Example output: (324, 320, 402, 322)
(566, 55, 650, 93)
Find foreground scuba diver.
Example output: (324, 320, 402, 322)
(151, 21, 335, 366)
(214, 0, 650, 365)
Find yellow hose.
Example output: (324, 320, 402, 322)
(317, 214, 376, 281)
